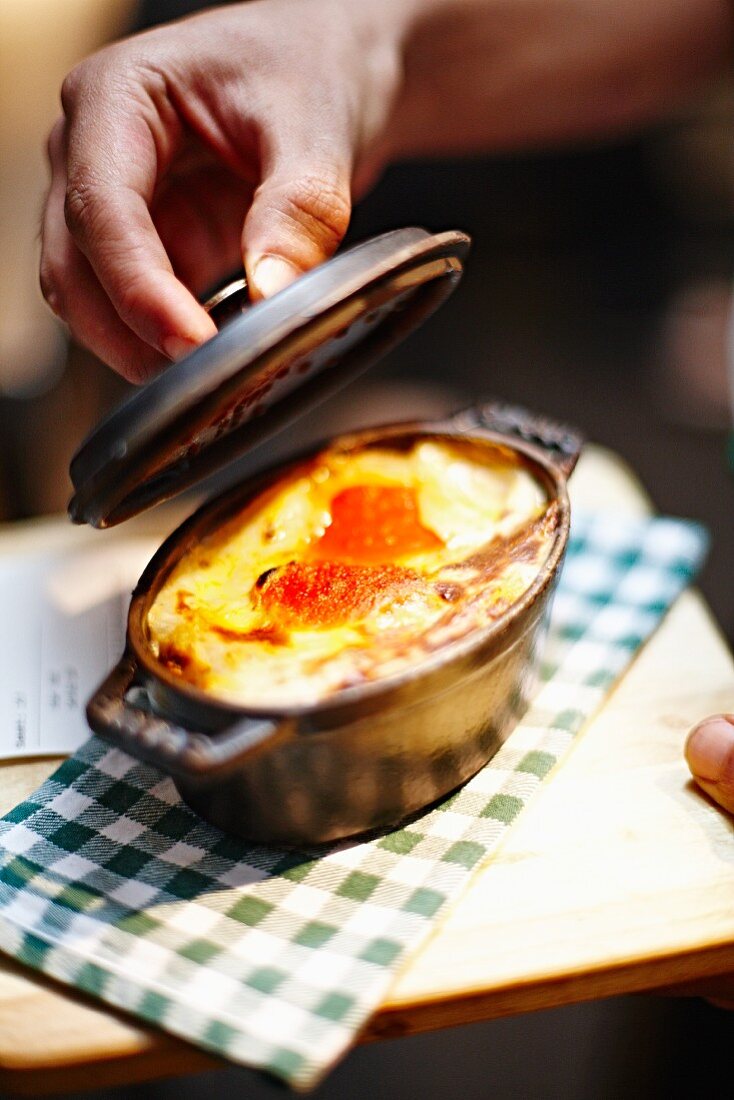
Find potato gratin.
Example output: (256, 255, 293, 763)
(146, 439, 558, 706)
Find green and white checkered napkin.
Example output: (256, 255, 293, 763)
(0, 512, 707, 1090)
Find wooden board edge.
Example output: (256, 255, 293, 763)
(5, 937, 734, 1096)
(362, 939, 734, 1042)
(0, 1043, 223, 1097)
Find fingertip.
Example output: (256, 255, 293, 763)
(127, 270, 217, 359)
(685, 714, 734, 814)
(685, 714, 734, 781)
(248, 254, 300, 300)
(162, 334, 208, 362)
(242, 165, 351, 300)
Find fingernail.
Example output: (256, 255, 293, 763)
(162, 335, 202, 362)
(252, 255, 299, 298)
(685, 715, 734, 781)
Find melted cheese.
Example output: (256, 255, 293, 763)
(145, 439, 557, 706)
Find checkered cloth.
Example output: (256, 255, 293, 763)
(0, 513, 707, 1090)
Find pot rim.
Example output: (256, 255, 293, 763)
(126, 419, 571, 723)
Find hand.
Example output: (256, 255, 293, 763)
(39, 0, 408, 381)
(40, 0, 731, 381)
(685, 715, 734, 814)
(674, 715, 734, 1007)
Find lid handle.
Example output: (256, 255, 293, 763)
(450, 400, 584, 478)
(87, 652, 287, 778)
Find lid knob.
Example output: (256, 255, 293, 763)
(203, 276, 249, 328)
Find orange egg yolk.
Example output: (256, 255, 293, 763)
(313, 484, 442, 564)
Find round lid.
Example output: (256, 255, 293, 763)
(69, 227, 470, 528)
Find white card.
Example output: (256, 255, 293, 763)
(0, 539, 158, 759)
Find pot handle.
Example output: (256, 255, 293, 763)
(86, 652, 287, 779)
(448, 400, 584, 478)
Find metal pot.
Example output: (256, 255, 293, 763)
(86, 401, 582, 846)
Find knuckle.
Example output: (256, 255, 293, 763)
(64, 174, 103, 240)
(284, 173, 351, 250)
(60, 55, 108, 115)
(60, 64, 86, 115)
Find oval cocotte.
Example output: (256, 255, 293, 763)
(88, 403, 582, 846)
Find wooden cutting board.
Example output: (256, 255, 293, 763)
(1, 447, 733, 1095)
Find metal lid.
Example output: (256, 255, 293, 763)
(69, 227, 470, 528)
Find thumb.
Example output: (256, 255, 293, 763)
(243, 161, 352, 299)
(685, 714, 734, 814)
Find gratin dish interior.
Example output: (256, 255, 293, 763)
(88, 405, 581, 846)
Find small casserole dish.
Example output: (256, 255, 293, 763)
(86, 404, 580, 845)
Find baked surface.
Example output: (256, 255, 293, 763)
(145, 438, 556, 706)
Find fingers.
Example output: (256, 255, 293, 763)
(685, 714, 734, 814)
(40, 3, 378, 371)
(40, 58, 218, 377)
(41, 120, 166, 382)
(61, 67, 217, 357)
(243, 116, 352, 298)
